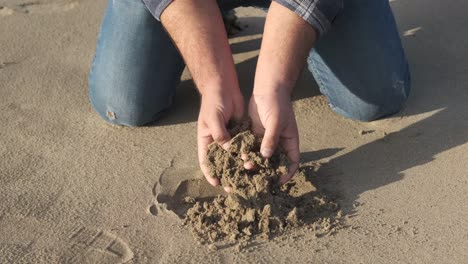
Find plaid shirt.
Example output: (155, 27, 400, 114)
(142, 0, 343, 36)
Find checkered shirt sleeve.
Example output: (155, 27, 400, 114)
(142, 0, 343, 36)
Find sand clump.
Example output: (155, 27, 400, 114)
(183, 123, 342, 245)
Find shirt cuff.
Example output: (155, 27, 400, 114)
(273, 0, 343, 37)
(142, 0, 173, 21)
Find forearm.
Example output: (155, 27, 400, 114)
(254, 1, 317, 95)
(161, 0, 239, 95)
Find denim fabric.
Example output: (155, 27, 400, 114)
(308, 0, 410, 121)
(89, 0, 185, 126)
(89, 0, 411, 126)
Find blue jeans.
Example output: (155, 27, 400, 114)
(89, 0, 410, 126)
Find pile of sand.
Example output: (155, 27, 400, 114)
(183, 123, 342, 246)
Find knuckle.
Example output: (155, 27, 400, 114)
(212, 131, 227, 143)
(211, 134, 223, 143)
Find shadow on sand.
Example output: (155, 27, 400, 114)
(300, 0, 468, 214)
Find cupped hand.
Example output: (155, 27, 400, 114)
(248, 90, 300, 184)
(197, 89, 244, 187)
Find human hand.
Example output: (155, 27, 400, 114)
(248, 89, 300, 184)
(197, 88, 244, 187)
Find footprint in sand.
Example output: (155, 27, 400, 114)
(0, 0, 78, 16)
(60, 226, 133, 264)
(149, 167, 225, 217)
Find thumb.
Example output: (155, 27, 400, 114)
(260, 121, 280, 158)
(209, 113, 232, 150)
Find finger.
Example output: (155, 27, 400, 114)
(250, 116, 265, 137)
(240, 153, 256, 170)
(240, 153, 248, 161)
(248, 98, 265, 136)
(224, 186, 233, 193)
(279, 161, 299, 184)
(208, 113, 231, 150)
(199, 156, 220, 187)
(201, 162, 219, 186)
(260, 122, 280, 158)
(198, 129, 219, 187)
(278, 135, 300, 184)
(244, 161, 255, 170)
(251, 122, 265, 137)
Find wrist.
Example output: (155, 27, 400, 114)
(253, 68, 296, 97)
(252, 83, 292, 99)
(198, 77, 241, 97)
(199, 86, 239, 101)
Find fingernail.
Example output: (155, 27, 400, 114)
(222, 142, 231, 151)
(261, 148, 273, 158)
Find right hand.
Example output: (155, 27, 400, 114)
(197, 88, 244, 187)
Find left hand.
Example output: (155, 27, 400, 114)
(248, 89, 300, 184)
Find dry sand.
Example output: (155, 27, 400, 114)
(1, 0, 468, 263)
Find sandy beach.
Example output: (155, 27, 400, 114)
(1, 0, 468, 262)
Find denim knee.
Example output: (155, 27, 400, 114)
(327, 78, 411, 122)
(88, 47, 177, 127)
(88, 0, 184, 127)
(89, 87, 172, 127)
(331, 98, 408, 122)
